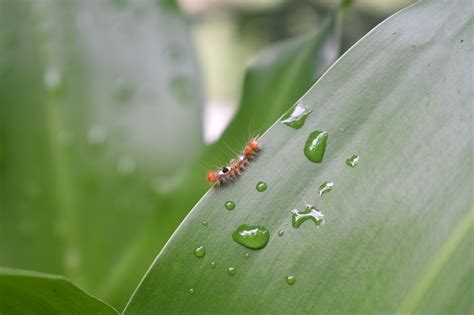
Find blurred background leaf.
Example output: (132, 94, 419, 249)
(0, 268, 118, 314)
(124, 0, 473, 313)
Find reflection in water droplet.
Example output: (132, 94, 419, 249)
(232, 224, 270, 249)
(170, 76, 193, 106)
(286, 275, 296, 285)
(304, 131, 328, 163)
(278, 230, 284, 237)
(292, 205, 324, 228)
(256, 181, 267, 192)
(117, 156, 136, 176)
(189, 288, 195, 294)
(228, 267, 236, 276)
(281, 102, 312, 129)
(194, 245, 205, 258)
(210, 261, 216, 268)
(43, 67, 62, 91)
(245, 253, 250, 259)
(319, 181, 334, 196)
(201, 220, 208, 227)
(87, 126, 106, 145)
(346, 155, 359, 167)
(225, 201, 235, 210)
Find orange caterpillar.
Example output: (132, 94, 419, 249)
(207, 138, 261, 185)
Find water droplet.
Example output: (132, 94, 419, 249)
(291, 205, 324, 228)
(244, 253, 250, 259)
(228, 267, 236, 276)
(286, 275, 296, 285)
(318, 181, 334, 196)
(256, 181, 267, 192)
(189, 288, 195, 294)
(210, 261, 216, 268)
(117, 155, 136, 176)
(43, 67, 62, 91)
(87, 126, 106, 146)
(225, 201, 235, 210)
(278, 230, 284, 237)
(281, 102, 312, 129)
(304, 131, 328, 163)
(202, 220, 208, 227)
(194, 245, 205, 258)
(170, 76, 193, 106)
(346, 155, 359, 167)
(232, 224, 270, 249)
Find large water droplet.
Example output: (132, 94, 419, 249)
(225, 201, 235, 210)
(43, 67, 62, 92)
(304, 131, 328, 163)
(228, 267, 236, 276)
(87, 126, 106, 146)
(232, 224, 270, 249)
(292, 205, 324, 228)
(286, 275, 296, 285)
(346, 155, 359, 167)
(170, 76, 193, 106)
(194, 245, 205, 258)
(318, 181, 334, 196)
(281, 102, 312, 129)
(256, 181, 267, 192)
(117, 156, 136, 176)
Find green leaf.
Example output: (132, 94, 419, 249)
(124, 0, 473, 313)
(0, 0, 203, 309)
(0, 268, 118, 314)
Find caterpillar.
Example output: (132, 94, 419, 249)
(207, 138, 261, 185)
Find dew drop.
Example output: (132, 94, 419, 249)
(43, 67, 62, 91)
(170, 75, 193, 106)
(256, 181, 267, 192)
(281, 102, 312, 129)
(117, 155, 136, 176)
(304, 131, 328, 163)
(194, 245, 205, 258)
(225, 201, 235, 210)
(346, 155, 359, 167)
(210, 261, 216, 268)
(291, 205, 324, 228)
(201, 220, 208, 227)
(318, 181, 334, 196)
(228, 267, 236, 276)
(189, 288, 195, 294)
(87, 126, 106, 146)
(286, 275, 296, 285)
(232, 224, 270, 249)
(244, 253, 250, 259)
(278, 230, 284, 237)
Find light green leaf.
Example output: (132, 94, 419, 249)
(124, 0, 473, 313)
(0, 268, 118, 314)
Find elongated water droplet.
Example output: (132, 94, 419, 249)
(278, 230, 284, 237)
(225, 201, 235, 210)
(346, 155, 359, 167)
(189, 288, 195, 294)
(304, 131, 328, 163)
(286, 275, 296, 285)
(292, 205, 324, 228)
(281, 102, 312, 129)
(318, 181, 334, 196)
(228, 267, 236, 276)
(201, 220, 208, 227)
(87, 126, 106, 146)
(117, 155, 136, 176)
(232, 224, 270, 249)
(194, 245, 205, 258)
(256, 181, 267, 192)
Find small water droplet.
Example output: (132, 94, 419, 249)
(245, 253, 250, 259)
(292, 205, 324, 228)
(346, 155, 359, 167)
(256, 181, 267, 192)
(304, 131, 328, 163)
(228, 267, 236, 276)
(232, 224, 270, 249)
(318, 181, 334, 196)
(210, 261, 216, 268)
(281, 102, 312, 129)
(87, 126, 106, 146)
(225, 201, 235, 210)
(202, 220, 208, 227)
(189, 288, 195, 294)
(43, 67, 62, 91)
(170, 76, 193, 106)
(286, 275, 296, 285)
(278, 230, 284, 237)
(117, 155, 136, 176)
(194, 245, 205, 258)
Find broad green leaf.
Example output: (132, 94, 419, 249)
(124, 0, 473, 313)
(0, 0, 203, 309)
(0, 268, 117, 314)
